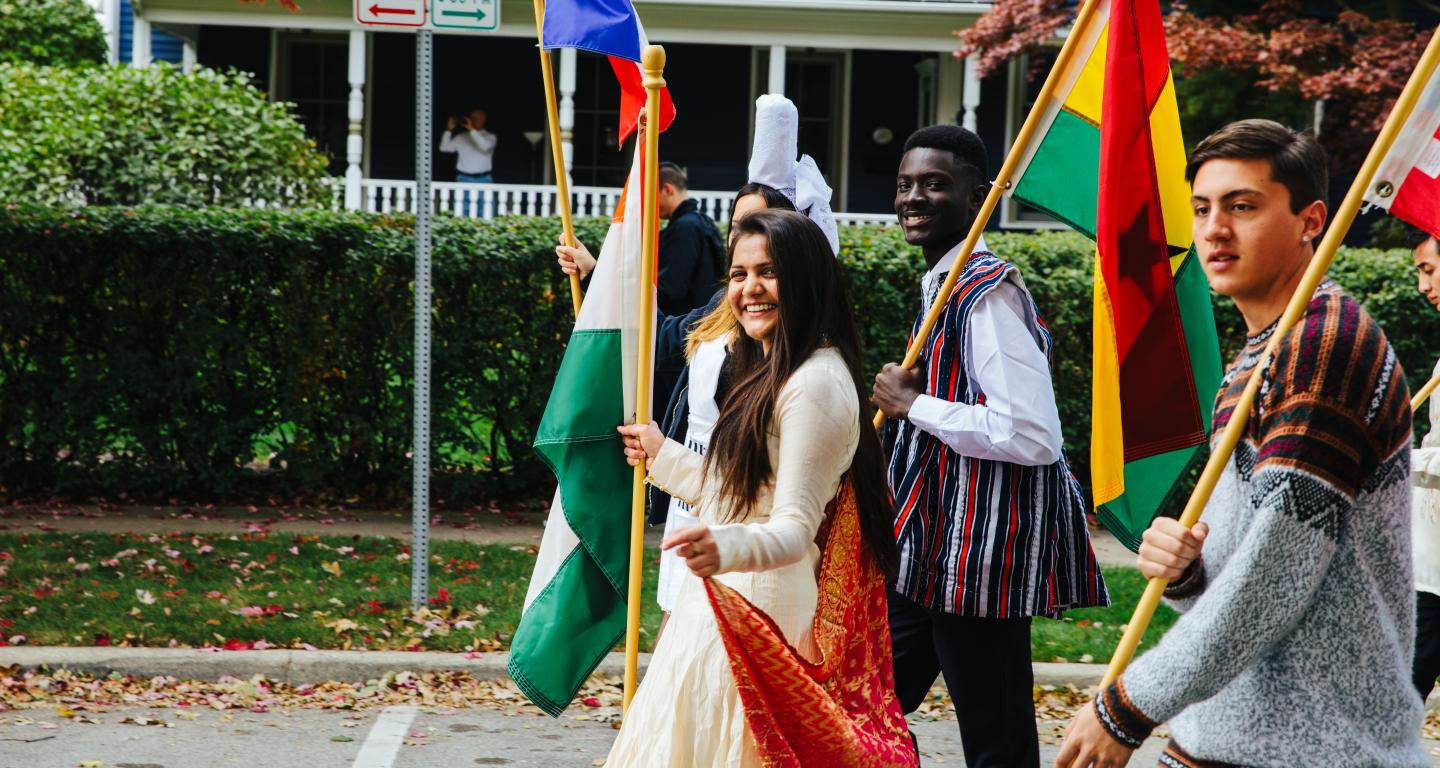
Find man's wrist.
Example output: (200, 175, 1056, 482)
(1093, 679, 1156, 748)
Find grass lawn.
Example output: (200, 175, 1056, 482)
(0, 532, 661, 653)
(0, 532, 1171, 662)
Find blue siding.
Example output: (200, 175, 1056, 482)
(118, 0, 184, 65)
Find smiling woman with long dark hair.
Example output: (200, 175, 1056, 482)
(607, 209, 915, 767)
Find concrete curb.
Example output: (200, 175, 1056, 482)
(0, 646, 1109, 689)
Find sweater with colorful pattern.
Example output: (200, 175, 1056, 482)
(1096, 281, 1426, 766)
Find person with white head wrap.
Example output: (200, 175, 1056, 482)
(745, 94, 840, 255)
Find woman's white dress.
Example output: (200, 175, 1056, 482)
(606, 347, 859, 767)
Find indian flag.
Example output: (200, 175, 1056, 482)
(508, 148, 648, 716)
(1005, 0, 1222, 550)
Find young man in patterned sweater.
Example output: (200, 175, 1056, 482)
(871, 124, 1108, 768)
(1057, 120, 1427, 767)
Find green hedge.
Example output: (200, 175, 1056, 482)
(1, 205, 1436, 504)
(0, 64, 332, 208)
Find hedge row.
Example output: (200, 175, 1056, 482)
(1, 205, 1436, 504)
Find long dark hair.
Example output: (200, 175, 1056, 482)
(703, 209, 899, 577)
(732, 182, 793, 213)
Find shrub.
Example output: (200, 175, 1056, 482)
(0, 0, 107, 68)
(0, 63, 332, 208)
(1, 207, 1435, 504)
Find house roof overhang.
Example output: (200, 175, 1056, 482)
(137, 0, 989, 52)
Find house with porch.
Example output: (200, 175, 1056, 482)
(82, 0, 1062, 228)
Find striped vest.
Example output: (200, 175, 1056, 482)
(886, 252, 1107, 618)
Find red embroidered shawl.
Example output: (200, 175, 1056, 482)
(703, 478, 918, 767)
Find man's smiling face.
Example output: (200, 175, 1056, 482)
(894, 147, 979, 252)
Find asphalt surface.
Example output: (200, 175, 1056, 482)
(0, 704, 1180, 768)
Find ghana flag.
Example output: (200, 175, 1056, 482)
(1006, 0, 1222, 550)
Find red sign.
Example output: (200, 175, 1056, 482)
(355, 0, 426, 27)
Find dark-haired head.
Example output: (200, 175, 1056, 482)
(1186, 119, 1327, 214)
(658, 161, 690, 219)
(728, 182, 795, 247)
(1187, 119, 1329, 327)
(707, 209, 899, 576)
(896, 125, 990, 266)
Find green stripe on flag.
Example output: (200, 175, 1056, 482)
(1013, 109, 1100, 239)
(509, 328, 631, 716)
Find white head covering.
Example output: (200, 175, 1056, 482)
(745, 94, 840, 254)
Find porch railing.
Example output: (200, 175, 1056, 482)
(351, 179, 893, 228)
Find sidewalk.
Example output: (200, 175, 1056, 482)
(0, 502, 1141, 567)
(0, 645, 1107, 688)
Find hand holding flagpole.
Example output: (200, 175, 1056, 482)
(1101, 23, 1440, 688)
(532, 0, 584, 318)
(871, 0, 1102, 430)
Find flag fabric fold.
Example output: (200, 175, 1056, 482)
(541, 0, 675, 143)
(1365, 69, 1440, 239)
(508, 147, 648, 716)
(1005, 0, 1222, 550)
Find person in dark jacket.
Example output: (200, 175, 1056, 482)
(655, 162, 727, 318)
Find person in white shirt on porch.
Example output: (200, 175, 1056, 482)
(439, 108, 497, 217)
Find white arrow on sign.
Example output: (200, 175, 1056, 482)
(355, 0, 427, 27)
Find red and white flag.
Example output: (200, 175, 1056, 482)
(1366, 70, 1440, 238)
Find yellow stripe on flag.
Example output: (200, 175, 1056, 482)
(1063, 21, 1108, 127)
(1090, 259, 1125, 507)
(1150, 76, 1193, 271)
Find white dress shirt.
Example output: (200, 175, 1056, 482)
(1414, 357, 1440, 595)
(438, 129, 497, 175)
(904, 238, 1064, 467)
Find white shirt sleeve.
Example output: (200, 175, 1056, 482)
(438, 131, 458, 153)
(905, 279, 1063, 466)
(1416, 359, 1440, 490)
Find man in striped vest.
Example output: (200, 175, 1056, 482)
(872, 124, 1109, 767)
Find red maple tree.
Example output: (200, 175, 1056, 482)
(957, 0, 1431, 166)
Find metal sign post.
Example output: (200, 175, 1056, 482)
(410, 28, 434, 609)
(354, 2, 502, 610)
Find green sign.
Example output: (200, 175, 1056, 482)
(430, 0, 497, 30)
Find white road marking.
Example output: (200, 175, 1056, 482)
(351, 705, 418, 768)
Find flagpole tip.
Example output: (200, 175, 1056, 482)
(642, 44, 666, 74)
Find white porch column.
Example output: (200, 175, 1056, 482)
(558, 48, 577, 184)
(962, 53, 981, 133)
(936, 54, 964, 127)
(767, 44, 786, 95)
(181, 41, 196, 73)
(131, 13, 151, 67)
(343, 30, 367, 210)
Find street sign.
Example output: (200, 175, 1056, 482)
(355, 0, 426, 27)
(430, 0, 498, 30)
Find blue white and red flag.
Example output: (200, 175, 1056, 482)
(542, 0, 676, 142)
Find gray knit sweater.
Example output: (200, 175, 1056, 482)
(1096, 284, 1427, 766)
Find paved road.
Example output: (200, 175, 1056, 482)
(0, 704, 1180, 768)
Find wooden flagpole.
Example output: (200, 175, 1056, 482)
(1102, 24, 1440, 687)
(623, 44, 666, 713)
(531, 0, 584, 318)
(871, 0, 1103, 430)
(1413, 370, 1440, 412)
